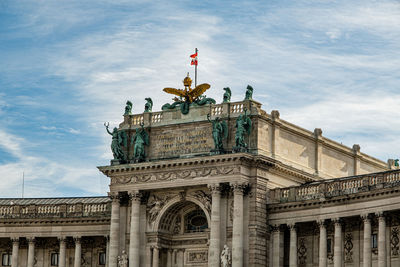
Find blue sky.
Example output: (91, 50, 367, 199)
(1, 0, 399, 197)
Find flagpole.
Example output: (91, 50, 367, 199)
(195, 48, 198, 87)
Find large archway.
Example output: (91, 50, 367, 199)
(150, 199, 210, 266)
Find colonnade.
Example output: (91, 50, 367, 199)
(8, 236, 107, 267)
(108, 182, 247, 267)
(272, 212, 389, 267)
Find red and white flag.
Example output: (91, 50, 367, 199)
(190, 52, 198, 65)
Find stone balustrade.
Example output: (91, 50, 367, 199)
(0, 202, 110, 219)
(270, 169, 400, 203)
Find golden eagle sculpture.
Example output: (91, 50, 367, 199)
(163, 74, 211, 104)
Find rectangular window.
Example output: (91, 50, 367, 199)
(2, 254, 11, 266)
(99, 252, 106, 265)
(51, 253, 59, 266)
(327, 238, 332, 253)
(372, 234, 378, 248)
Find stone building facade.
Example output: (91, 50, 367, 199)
(1, 97, 399, 267)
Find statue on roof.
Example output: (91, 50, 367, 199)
(233, 108, 252, 152)
(245, 85, 253, 100)
(131, 122, 149, 163)
(124, 101, 133, 115)
(144, 98, 153, 112)
(207, 114, 228, 154)
(162, 73, 215, 114)
(104, 122, 127, 161)
(223, 87, 231, 103)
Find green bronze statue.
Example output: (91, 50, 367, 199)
(207, 114, 228, 154)
(124, 101, 133, 115)
(131, 122, 149, 163)
(144, 98, 153, 112)
(104, 122, 127, 161)
(395, 159, 399, 167)
(233, 108, 252, 152)
(223, 87, 231, 103)
(245, 85, 253, 100)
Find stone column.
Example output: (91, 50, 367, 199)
(129, 191, 142, 267)
(178, 249, 185, 267)
(167, 249, 172, 267)
(105, 236, 110, 267)
(208, 183, 221, 267)
(362, 214, 371, 267)
(333, 219, 342, 267)
(152, 247, 159, 267)
(318, 220, 327, 267)
(108, 192, 120, 267)
(146, 247, 152, 267)
(377, 212, 386, 267)
(289, 224, 297, 267)
(59, 237, 67, 267)
(173, 249, 178, 267)
(231, 183, 246, 267)
(74, 237, 82, 267)
(272, 225, 281, 267)
(27, 237, 35, 267)
(11, 237, 19, 267)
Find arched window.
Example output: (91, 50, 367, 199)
(184, 208, 208, 233)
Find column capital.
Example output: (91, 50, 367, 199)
(332, 218, 342, 226)
(317, 219, 326, 228)
(129, 191, 142, 202)
(287, 223, 297, 231)
(271, 224, 281, 232)
(104, 235, 110, 241)
(26, 237, 36, 244)
(375, 211, 386, 219)
(208, 183, 221, 194)
(361, 213, 370, 222)
(230, 182, 248, 194)
(11, 237, 19, 244)
(73, 237, 81, 243)
(58, 237, 67, 243)
(108, 191, 120, 202)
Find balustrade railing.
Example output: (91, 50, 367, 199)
(0, 201, 110, 219)
(270, 169, 400, 203)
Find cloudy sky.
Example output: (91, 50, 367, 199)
(1, 0, 399, 197)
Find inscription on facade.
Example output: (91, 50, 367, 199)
(150, 126, 212, 158)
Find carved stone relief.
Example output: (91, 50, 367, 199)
(298, 237, 307, 266)
(344, 233, 353, 262)
(147, 194, 171, 223)
(111, 165, 240, 185)
(392, 227, 399, 256)
(187, 250, 208, 264)
(189, 190, 211, 213)
(173, 216, 181, 234)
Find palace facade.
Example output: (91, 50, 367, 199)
(1, 94, 399, 267)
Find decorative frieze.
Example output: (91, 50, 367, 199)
(344, 233, 353, 263)
(111, 165, 241, 185)
(187, 250, 208, 264)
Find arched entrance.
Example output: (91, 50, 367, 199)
(149, 200, 210, 266)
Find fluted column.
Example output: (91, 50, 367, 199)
(377, 212, 386, 267)
(27, 237, 35, 267)
(231, 183, 246, 267)
(333, 219, 342, 267)
(272, 225, 281, 267)
(59, 237, 67, 267)
(152, 246, 159, 267)
(11, 237, 19, 267)
(146, 247, 152, 267)
(289, 224, 297, 267)
(167, 249, 173, 267)
(362, 214, 371, 267)
(318, 220, 327, 267)
(208, 183, 221, 267)
(129, 191, 142, 267)
(108, 192, 120, 267)
(74, 237, 82, 267)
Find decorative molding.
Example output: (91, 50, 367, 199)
(344, 233, 353, 263)
(391, 227, 399, 256)
(298, 237, 307, 266)
(187, 250, 208, 264)
(129, 191, 142, 202)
